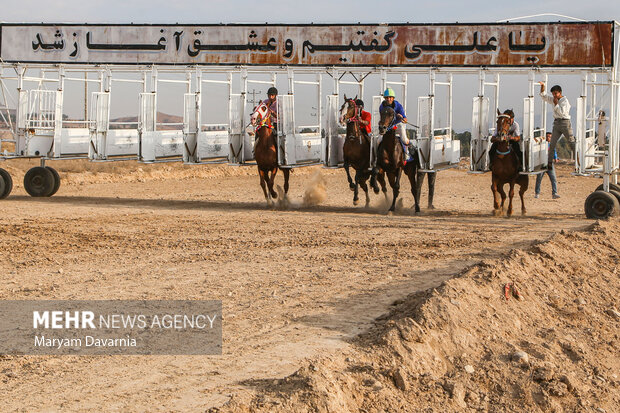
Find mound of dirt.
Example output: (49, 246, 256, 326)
(220, 220, 620, 412)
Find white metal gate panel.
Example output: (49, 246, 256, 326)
(228, 93, 245, 164)
(88, 92, 110, 160)
(575, 96, 589, 172)
(278, 94, 296, 166)
(139, 92, 157, 133)
(26, 90, 56, 129)
(325, 94, 343, 167)
(139, 92, 158, 162)
(193, 89, 228, 162)
(522, 97, 547, 171)
(183, 93, 199, 163)
(21, 90, 61, 157)
(417, 96, 433, 169)
(470, 96, 490, 171)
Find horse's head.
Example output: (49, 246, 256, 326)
(378, 106, 396, 135)
(251, 102, 269, 126)
(339, 94, 358, 124)
(496, 109, 511, 142)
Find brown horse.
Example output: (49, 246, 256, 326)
(377, 106, 421, 213)
(491, 109, 528, 216)
(251, 108, 290, 206)
(340, 95, 383, 206)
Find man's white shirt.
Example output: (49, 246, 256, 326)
(540, 92, 571, 120)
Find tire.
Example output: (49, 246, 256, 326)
(23, 166, 55, 197)
(45, 166, 61, 196)
(0, 168, 13, 199)
(595, 183, 620, 193)
(584, 190, 620, 219)
(609, 190, 620, 206)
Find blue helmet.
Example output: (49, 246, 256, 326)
(383, 88, 395, 97)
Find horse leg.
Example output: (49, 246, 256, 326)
(344, 161, 355, 191)
(491, 178, 502, 216)
(353, 169, 360, 205)
(258, 168, 271, 205)
(498, 183, 507, 211)
(268, 167, 278, 199)
(507, 181, 515, 217)
(359, 172, 371, 207)
(376, 169, 388, 198)
(409, 168, 420, 214)
(281, 168, 290, 194)
(415, 171, 425, 211)
(369, 168, 380, 194)
(519, 176, 528, 215)
(388, 169, 401, 212)
(427, 172, 436, 209)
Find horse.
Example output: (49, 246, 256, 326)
(491, 109, 528, 216)
(250, 103, 290, 206)
(376, 105, 421, 213)
(340, 95, 383, 206)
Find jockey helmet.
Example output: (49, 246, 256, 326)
(267, 87, 278, 96)
(383, 88, 395, 98)
(355, 99, 364, 108)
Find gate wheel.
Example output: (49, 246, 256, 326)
(584, 190, 620, 219)
(23, 166, 55, 197)
(0, 168, 13, 199)
(596, 183, 620, 193)
(45, 166, 61, 196)
(609, 190, 620, 206)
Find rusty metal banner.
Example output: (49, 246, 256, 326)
(0, 23, 613, 67)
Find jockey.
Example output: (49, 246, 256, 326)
(355, 99, 372, 136)
(261, 86, 278, 131)
(379, 88, 415, 157)
(489, 109, 523, 171)
(250, 86, 278, 153)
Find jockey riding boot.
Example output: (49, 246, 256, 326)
(252, 136, 259, 154)
(407, 142, 417, 160)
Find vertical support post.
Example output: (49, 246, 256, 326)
(359, 73, 364, 101)
(447, 73, 453, 140)
(317, 73, 322, 136)
(429, 69, 436, 169)
(542, 73, 548, 136)
(380, 69, 387, 94)
(332, 69, 339, 96)
(401, 73, 407, 115)
(240, 67, 248, 163)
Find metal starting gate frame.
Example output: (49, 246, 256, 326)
(0, 21, 618, 218)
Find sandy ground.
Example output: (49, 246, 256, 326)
(0, 158, 611, 411)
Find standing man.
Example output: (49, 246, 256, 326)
(535, 132, 560, 199)
(538, 82, 575, 169)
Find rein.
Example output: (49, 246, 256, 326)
(343, 99, 360, 123)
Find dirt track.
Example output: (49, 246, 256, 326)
(0, 159, 607, 411)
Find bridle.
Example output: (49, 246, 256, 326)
(341, 99, 360, 124)
(496, 113, 511, 141)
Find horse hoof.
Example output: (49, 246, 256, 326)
(427, 204, 435, 210)
(349, 184, 356, 191)
(493, 209, 502, 216)
(522, 210, 527, 216)
(353, 199, 359, 206)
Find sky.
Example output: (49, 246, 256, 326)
(0, 0, 618, 24)
(1, 1, 618, 132)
